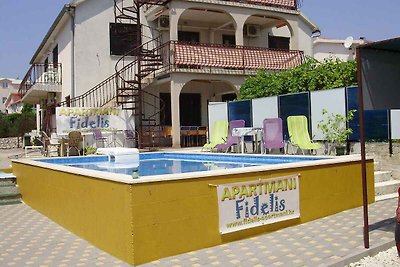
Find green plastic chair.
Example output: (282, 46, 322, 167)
(287, 116, 320, 154)
(202, 121, 229, 151)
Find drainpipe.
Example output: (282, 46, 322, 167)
(66, 4, 76, 100)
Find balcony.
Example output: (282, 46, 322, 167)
(157, 41, 304, 75)
(18, 63, 62, 104)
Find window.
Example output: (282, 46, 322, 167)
(110, 23, 140, 56)
(2, 82, 8, 88)
(52, 45, 58, 68)
(222, 35, 236, 46)
(2, 97, 7, 104)
(65, 95, 71, 107)
(178, 31, 200, 43)
(44, 58, 49, 72)
(268, 35, 290, 50)
(221, 93, 236, 102)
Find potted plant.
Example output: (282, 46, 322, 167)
(84, 145, 97, 155)
(317, 109, 356, 156)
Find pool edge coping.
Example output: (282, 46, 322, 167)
(12, 153, 371, 185)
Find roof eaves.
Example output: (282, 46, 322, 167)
(298, 12, 319, 32)
(358, 37, 400, 52)
(29, 5, 71, 64)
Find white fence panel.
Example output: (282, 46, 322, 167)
(391, 110, 400, 139)
(311, 88, 346, 140)
(251, 96, 279, 128)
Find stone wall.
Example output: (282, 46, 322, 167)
(0, 137, 21, 149)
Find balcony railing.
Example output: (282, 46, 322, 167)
(157, 41, 304, 74)
(144, 0, 299, 12)
(19, 63, 62, 98)
(226, 0, 298, 10)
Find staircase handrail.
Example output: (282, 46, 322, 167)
(57, 34, 161, 108)
(58, 72, 118, 107)
(115, 29, 162, 75)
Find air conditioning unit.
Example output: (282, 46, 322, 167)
(158, 15, 170, 30)
(245, 24, 261, 37)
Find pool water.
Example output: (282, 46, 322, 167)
(38, 153, 323, 177)
(69, 159, 258, 176)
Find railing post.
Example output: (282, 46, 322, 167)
(242, 45, 245, 74)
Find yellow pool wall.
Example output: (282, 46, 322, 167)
(12, 157, 374, 265)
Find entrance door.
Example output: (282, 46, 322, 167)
(160, 93, 201, 126)
(160, 93, 171, 126)
(180, 93, 201, 126)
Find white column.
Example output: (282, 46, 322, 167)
(286, 19, 299, 50)
(170, 80, 182, 148)
(169, 6, 185, 41)
(36, 104, 41, 132)
(233, 15, 247, 46)
(209, 30, 215, 44)
(235, 22, 244, 46)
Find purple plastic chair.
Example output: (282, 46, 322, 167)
(93, 128, 108, 148)
(262, 118, 284, 153)
(214, 120, 245, 152)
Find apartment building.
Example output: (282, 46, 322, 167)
(19, 0, 319, 147)
(0, 78, 21, 113)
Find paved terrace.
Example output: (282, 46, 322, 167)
(0, 148, 398, 266)
(0, 198, 396, 266)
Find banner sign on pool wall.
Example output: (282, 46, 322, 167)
(217, 175, 300, 234)
(56, 107, 134, 135)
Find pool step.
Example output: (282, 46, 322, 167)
(0, 173, 21, 206)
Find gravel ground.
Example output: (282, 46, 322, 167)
(347, 246, 400, 267)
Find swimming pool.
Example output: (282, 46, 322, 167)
(12, 152, 375, 265)
(37, 152, 323, 177)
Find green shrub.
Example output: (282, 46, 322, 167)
(0, 105, 37, 138)
(239, 57, 357, 100)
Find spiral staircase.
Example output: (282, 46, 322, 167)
(113, 0, 171, 149)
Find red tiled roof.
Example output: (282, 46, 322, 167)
(174, 43, 304, 71)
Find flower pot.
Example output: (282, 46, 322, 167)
(335, 145, 346, 156)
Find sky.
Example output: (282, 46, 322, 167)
(0, 0, 398, 79)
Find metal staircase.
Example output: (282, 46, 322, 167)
(114, 0, 169, 149)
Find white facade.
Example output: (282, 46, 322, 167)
(0, 78, 21, 113)
(20, 0, 319, 146)
(313, 37, 369, 62)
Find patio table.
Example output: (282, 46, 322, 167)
(232, 127, 263, 154)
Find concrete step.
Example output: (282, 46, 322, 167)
(375, 192, 398, 202)
(0, 177, 16, 186)
(0, 172, 21, 206)
(0, 185, 19, 195)
(375, 180, 400, 196)
(0, 193, 22, 206)
(374, 171, 393, 183)
(374, 161, 381, 171)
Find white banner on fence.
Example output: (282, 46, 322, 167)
(56, 107, 134, 135)
(217, 175, 300, 234)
